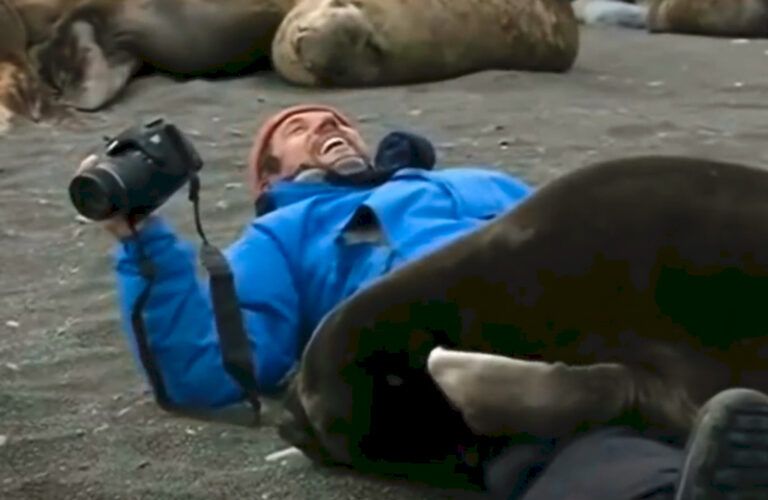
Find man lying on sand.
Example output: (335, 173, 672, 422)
(74, 104, 768, 499)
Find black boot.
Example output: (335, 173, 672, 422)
(674, 388, 768, 500)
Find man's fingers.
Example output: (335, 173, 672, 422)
(76, 153, 98, 174)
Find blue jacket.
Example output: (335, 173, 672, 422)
(113, 167, 533, 408)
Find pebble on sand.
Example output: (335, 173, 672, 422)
(265, 446, 303, 462)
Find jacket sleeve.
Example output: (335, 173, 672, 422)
(112, 215, 301, 408)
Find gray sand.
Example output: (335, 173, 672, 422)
(1, 27, 768, 499)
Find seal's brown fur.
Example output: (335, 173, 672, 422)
(279, 155, 768, 482)
(648, 0, 768, 37)
(271, 0, 580, 87)
(0, 0, 53, 130)
(10, 0, 80, 45)
(31, 0, 295, 111)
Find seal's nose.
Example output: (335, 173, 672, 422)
(293, 23, 357, 80)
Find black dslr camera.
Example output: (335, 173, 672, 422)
(68, 118, 203, 221)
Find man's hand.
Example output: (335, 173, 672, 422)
(75, 154, 145, 239)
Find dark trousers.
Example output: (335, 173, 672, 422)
(485, 427, 683, 500)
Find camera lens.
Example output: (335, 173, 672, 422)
(68, 167, 125, 221)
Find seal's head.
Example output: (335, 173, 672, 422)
(247, 103, 371, 198)
(271, 0, 388, 86)
(0, 56, 49, 132)
(277, 372, 355, 466)
(0, 0, 51, 130)
(33, 12, 140, 111)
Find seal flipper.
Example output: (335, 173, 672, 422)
(71, 20, 140, 111)
(427, 347, 643, 438)
(35, 18, 141, 111)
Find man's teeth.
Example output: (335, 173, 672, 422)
(322, 137, 346, 154)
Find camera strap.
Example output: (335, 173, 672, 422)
(128, 240, 174, 411)
(187, 173, 262, 419)
(128, 174, 261, 422)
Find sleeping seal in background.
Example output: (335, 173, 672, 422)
(32, 0, 295, 111)
(647, 0, 768, 37)
(9, 0, 81, 46)
(0, 0, 88, 130)
(573, 0, 768, 37)
(278, 155, 768, 486)
(0, 0, 53, 131)
(271, 0, 580, 87)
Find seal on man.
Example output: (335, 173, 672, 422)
(278, 155, 768, 481)
(31, 0, 295, 111)
(271, 0, 580, 87)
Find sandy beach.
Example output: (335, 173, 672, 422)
(2, 26, 768, 499)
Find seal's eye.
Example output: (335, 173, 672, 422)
(364, 37, 385, 60)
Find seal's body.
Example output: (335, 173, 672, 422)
(32, 0, 295, 110)
(10, 0, 80, 46)
(648, 0, 768, 37)
(279, 156, 768, 482)
(271, 0, 579, 87)
(0, 0, 57, 131)
(573, 0, 768, 38)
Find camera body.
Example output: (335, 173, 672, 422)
(69, 118, 203, 221)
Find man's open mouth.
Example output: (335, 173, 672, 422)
(321, 136, 348, 155)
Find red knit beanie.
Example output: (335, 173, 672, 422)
(247, 104, 354, 198)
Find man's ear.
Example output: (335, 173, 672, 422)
(261, 154, 283, 177)
(253, 153, 282, 198)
